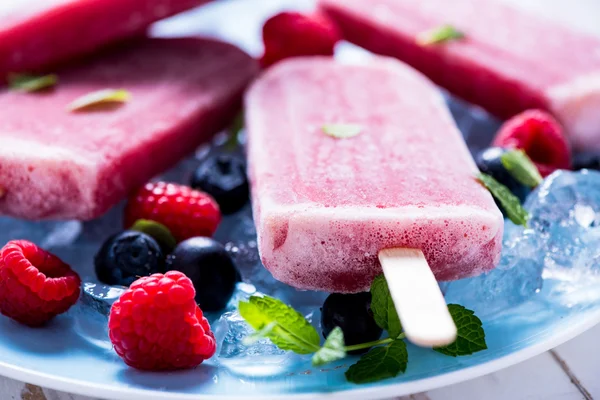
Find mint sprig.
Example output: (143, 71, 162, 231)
(500, 150, 543, 188)
(345, 340, 408, 384)
(322, 123, 363, 139)
(477, 173, 529, 226)
(238, 276, 487, 384)
(312, 327, 346, 366)
(417, 24, 465, 45)
(434, 304, 487, 356)
(8, 73, 58, 92)
(370, 275, 402, 339)
(67, 88, 130, 112)
(238, 296, 320, 354)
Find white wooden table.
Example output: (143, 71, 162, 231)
(4, 322, 598, 399)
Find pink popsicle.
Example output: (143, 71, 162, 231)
(319, 0, 600, 151)
(0, 38, 258, 220)
(246, 57, 503, 293)
(0, 0, 212, 78)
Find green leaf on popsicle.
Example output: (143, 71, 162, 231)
(238, 295, 321, 354)
(434, 304, 487, 356)
(417, 24, 465, 45)
(500, 149, 543, 188)
(477, 172, 529, 226)
(8, 73, 58, 92)
(67, 88, 131, 112)
(345, 339, 408, 384)
(370, 275, 402, 339)
(312, 327, 347, 366)
(322, 123, 363, 139)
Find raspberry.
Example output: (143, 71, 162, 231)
(492, 109, 571, 177)
(124, 182, 221, 242)
(260, 11, 341, 68)
(108, 271, 216, 371)
(0, 240, 81, 327)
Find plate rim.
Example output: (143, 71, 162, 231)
(1, 308, 598, 400)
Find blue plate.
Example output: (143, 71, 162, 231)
(0, 0, 599, 399)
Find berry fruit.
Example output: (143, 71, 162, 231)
(0, 240, 81, 326)
(492, 109, 571, 177)
(166, 237, 239, 312)
(124, 182, 221, 242)
(260, 11, 341, 68)
(475, 147, 530, 202)
(109, 271, 216, 371)
(321, 292, 382, 354)
(572, 152, 600, 171)
(95, 231, 165, 286)
(191, 154, 249, 215)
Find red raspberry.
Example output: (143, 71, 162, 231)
(260, 11, 341, 68)
(124, 182, 221, 242)
(0, 240, 81, 327)
(493, 109, 571, 177)
(108, 271, 216, 371)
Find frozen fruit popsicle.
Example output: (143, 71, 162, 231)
(319, 0, 600, 151)
(0, 38, 258, 220)
(246, 57, 503, 345)
(246, 56, 502, 289)
(0, 0, 212, 78)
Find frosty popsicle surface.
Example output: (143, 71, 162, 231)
(246, 57, 503, 294)
(319, 0, 600, 151)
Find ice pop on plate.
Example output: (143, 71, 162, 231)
(246, 57, 503, 345)
(0, 0, 212, 78)
(319, 0, 600, 151)
(0, 38, 258, 220)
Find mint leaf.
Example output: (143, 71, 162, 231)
(434, 304, 487, 357)
(130, 219, 177, 253)
(501, 150, 543, 188)
(225, 111, 244, 150)
(345, 339, 408, 384)
(312, 327, 346, 366)
(8, 73, 57, 92)
(417, 24, 465, 45)
(477, 173, 529, 226)
(67, 88, 130, 111)
(370, 275, 402, 339)
(323, 124, 362, 139)
(238, 295, 320, 354)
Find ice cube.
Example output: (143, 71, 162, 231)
(447, 170, 600, 316)
(444, 223, 544, 317)
(80, 282, 126, 317)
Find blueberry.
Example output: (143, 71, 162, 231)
(95, 231, 165, 286)
(475, 147, 530, 203)
(321, 292, 382, 354)
(191, 154, 249, 214)
(573, 152, 600, 171)
(166, 237, 240, 311)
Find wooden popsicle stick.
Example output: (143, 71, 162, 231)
(378, 248, 457, 347)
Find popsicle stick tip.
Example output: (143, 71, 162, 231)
(378, 248, 457, 347)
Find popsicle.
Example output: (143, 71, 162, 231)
(246, 57, 503, 343)
(319, 0, 600, 151)
(0, 0, 212, 78)
(0, 38, 258, 220)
